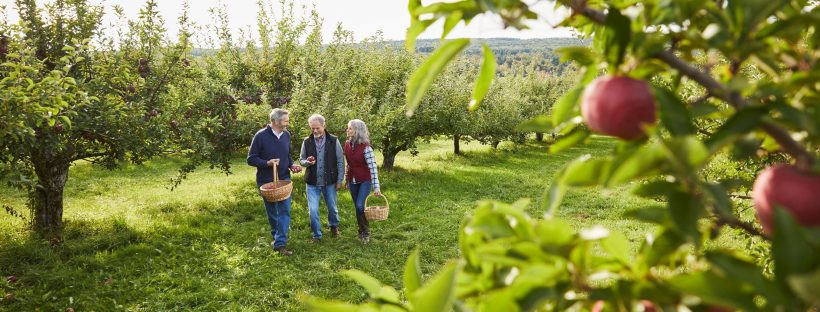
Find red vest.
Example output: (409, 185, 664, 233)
(344, 141, 371, 182)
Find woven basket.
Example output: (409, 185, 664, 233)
(364, 194, 389, 221)
(260, 161, 292, 202)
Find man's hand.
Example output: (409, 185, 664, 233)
(289, 165, 302, 173)
(267, 159, 280, 167)
(336, 182, 343, 190)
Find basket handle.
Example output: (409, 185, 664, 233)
(365, 193, 388, 208)
(272, 160, 279, 184)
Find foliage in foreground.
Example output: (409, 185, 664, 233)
(310, 0, 820, 311)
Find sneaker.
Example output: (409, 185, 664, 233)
(273, 247, 293, 256)
(310, 237, 322, 243)
(331, 227, 340, 237)
(361, 235, 370, 244)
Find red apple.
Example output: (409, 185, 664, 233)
(53, 123, 64, 133)
(3, 292, 13, 301)
(752, 164, 820, 234)
(581, 76, 657, 140)
(66, 308, 74, 312)
(591, 300, 605, 312)
(307, 156, 315, 162)
(6, 275, 16, 283)
(640, 300, 657, 312)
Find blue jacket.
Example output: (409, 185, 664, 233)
(247, 125, 293, 187)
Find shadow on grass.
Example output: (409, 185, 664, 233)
(0, 137, 632, 311)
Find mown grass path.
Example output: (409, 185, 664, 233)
(1, 137, 657, 311)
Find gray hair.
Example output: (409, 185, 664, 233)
(269, 108, 289, 124)
(308, 114, 325, 126)
(347, 119, 370, 145)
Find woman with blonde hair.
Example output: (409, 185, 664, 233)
(344, 119, 381, 244)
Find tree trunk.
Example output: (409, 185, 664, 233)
(536, 133, 544, 142)
(382, 151, 397, 170)
(492, 140, 500, 149)
(32, 160, 69, 232)
(453, 133, 461, 155)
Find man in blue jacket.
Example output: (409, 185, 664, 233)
(248, 108, 302, 256)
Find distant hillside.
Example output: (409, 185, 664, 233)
(404, 37, 590, 54)
(191, 37, 589, 75)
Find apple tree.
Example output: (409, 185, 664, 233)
(307, 0, 819, 311)
(0, 0, 193, 232)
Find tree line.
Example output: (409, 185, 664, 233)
(0, 0, 576, 232)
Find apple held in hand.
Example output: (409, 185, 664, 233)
(581, 76, 657, 140)
(307, 156, 315, 162)
(752, 164, 820, 234)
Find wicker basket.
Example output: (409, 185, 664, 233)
(364, 194, 389, 221)
(260, 161, 292, 202)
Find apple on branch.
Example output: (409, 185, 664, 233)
(581, 76, 657, 140)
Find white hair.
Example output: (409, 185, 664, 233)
(308, 114, 325, 126)
(269, 108, 289, 124)
(347, 119, 370, 145)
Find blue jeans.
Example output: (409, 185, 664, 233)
(306, 184, 340, 239)
(348, 180, 372, 216)
(260, 192, 292, 248)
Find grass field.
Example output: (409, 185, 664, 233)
(0, 136, 660, 311)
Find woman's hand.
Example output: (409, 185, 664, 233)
(374, 189, 382, 197)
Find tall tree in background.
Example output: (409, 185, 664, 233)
(0, 0, 192, 232)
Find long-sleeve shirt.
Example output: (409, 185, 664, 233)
(363, 146, 380, 191)
(247, 125, 293, 187)
(299, 135, 345, 186)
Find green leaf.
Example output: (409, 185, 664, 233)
(601, 9, 631, 67)
(542, 168, 568, 216)
(342, 270, 382, 297)
(410, 262, 459, 312)
(548, 128, 589, 154)
(623, 205, 669, 225)
(706, 251, 791, 307)
(632, 181, 678, 198)
(406, 19, 435, 52)
(772, 207, 817, 279)
(551, 86, 583, 126)
(704, 107, 766, 151)
(601, 231, 631, 264)
(641, 229, 685, 267)
(556, 46, 596, 66)
(441, 11, 463, 39)
(701, 182, 733, 217)
(469, 44, 497, 111)
(668, 272, 758, 311)
(516, 114, 552, 133)
(302, 296, 361, 312)
(403, 248, 422, 295)
(406, 39, 470, 116)
(787, 268, 820, 306)
(535, 218, 575, 247)
(607, 143, 665, 186)
(375, 286, 402, 304)
(667, 190, 704, 241)
(661, 136, 710, 174)
(652, 86, 695, 136)
(563, 156, 609, 187)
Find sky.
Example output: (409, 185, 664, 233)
(3, 0, 574, 44)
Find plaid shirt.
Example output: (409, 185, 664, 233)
(363, 146, 380, 191)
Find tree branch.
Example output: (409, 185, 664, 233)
(716, 213, 767, 239)
(574, 4, 815, 170)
